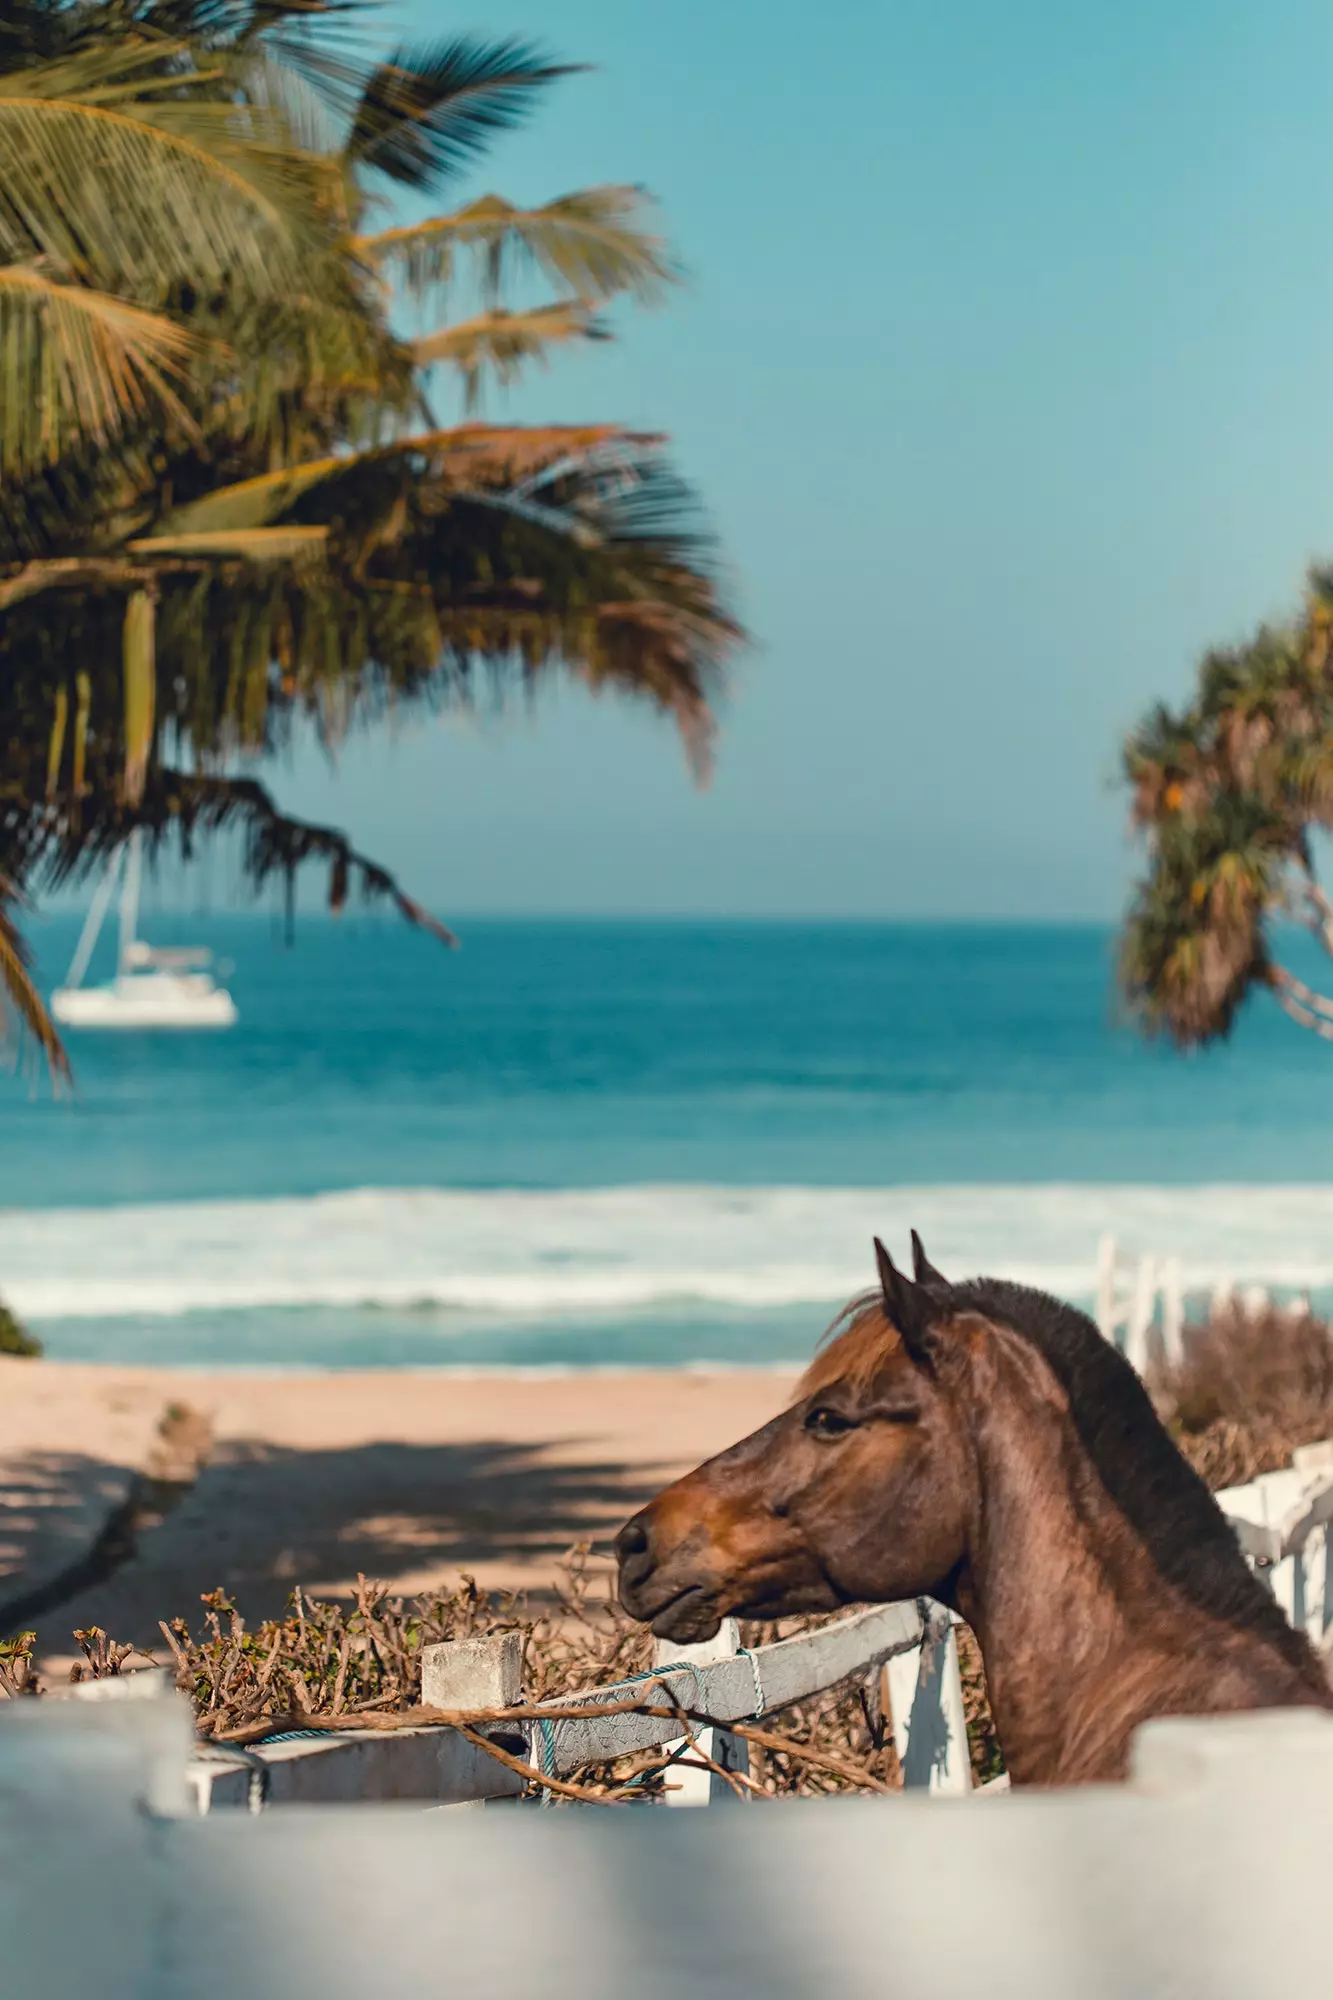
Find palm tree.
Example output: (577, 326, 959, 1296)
(1121, 569, 1333, 1046)
(0, 2, 744, 1071)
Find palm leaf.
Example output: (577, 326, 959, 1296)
(359, 187, 674, 306)
(414, 301, 610, 407)
(122, 588, 155, 807)
(148, 425, 656, 537)
(0, 264, 198, 474)
(0, 43, 331, 291)
(146, 459, 347, 535)
(346, 37, 575, 190)
(33, 766, 456, 949)
(128, 527, 329, 558)
(0, 877, 68, 1082)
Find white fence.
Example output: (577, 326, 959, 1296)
(9, 1682, 1333, 1997)
(1095, 1234, 1185, 1371)
(188, 1594, 974, 1812)
(1095, 1233, 1315, 1372)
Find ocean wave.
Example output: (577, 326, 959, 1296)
(5, 1183, 1333, 1321)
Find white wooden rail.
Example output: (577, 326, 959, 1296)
(1216, 1442, 1333, 1649)
(187, 1595, 971, 1811)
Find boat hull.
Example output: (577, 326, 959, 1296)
(52, 978, 238, 1029)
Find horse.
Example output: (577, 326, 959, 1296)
(615, 1233, 1333, 1785)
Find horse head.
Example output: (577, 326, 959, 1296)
(615, 1234, 975, 1642)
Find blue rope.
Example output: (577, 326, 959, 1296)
(527, 1661, 714, 1806)
(534, 1714, 558, 1808)
(735, 1648, 768, 1718)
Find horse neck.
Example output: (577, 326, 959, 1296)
(947, 1329, 1313, 1784)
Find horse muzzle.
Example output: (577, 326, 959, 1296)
(614, 1510, 726, 1641)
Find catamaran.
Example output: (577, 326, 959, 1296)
(51, 830, 238, 1030)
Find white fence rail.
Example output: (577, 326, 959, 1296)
(190, 1595, 973, 1811)
(9, 1685, 1333, 1998)
(1216, 1442, 1333, 1648)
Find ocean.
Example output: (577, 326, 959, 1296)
(5, 913, 1333, 1370)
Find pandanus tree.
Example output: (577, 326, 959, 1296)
(0, 0, 743, 1073)
(1120, 570, 1333, 1046)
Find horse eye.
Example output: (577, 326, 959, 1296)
(806, 1406, 855, 1438)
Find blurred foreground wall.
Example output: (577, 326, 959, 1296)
(3, 1686, 1333, 1999)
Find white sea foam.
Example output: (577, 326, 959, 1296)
(4, 1183, 1333, 1321)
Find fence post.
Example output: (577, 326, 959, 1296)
(652, 1619, 748, 1806)
(420, 1633, 523, 1712)
(886, 1606, 972, 1795)
(1095, 1233, 1117, 1341)
(1160, 1258, 1185, 1368)
(1124, 1256, 1156, 1374)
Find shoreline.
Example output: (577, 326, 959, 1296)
(14, 1357, 806, 1380)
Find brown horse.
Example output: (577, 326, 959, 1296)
(615, 1234, 1333, 1785)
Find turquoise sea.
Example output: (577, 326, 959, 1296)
(6, 913, 1333, 1369)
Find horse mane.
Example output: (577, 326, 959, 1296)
(799, 1276, 1319, 1677)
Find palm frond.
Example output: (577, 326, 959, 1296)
(149, 425, 656, 537)
(0, 877, 68, 1082)
(129, 526, 329, 558)
(122, 586, 156, 806)
(0, 43, 331, 290)
(414, 301, 610, 408)
(359, 187, 674, 307)
(32, 766, 456, 948)
(346, 37, 575, 190)
(0, 263, 198, 474)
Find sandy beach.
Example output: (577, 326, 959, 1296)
(0, 1359, 797, 1672)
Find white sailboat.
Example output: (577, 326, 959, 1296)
(51, 830, 238, 1030)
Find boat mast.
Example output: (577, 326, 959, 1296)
(117, 828, 143, 977)
(62, 841, 127, 992)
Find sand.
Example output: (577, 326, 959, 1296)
(0, 1360, 796, 1671)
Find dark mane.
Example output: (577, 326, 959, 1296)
(804, 1275, 1319, 1677)
(947, 1277, 1317, 1674)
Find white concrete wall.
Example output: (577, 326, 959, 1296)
(7, 1686, 1333, 1998)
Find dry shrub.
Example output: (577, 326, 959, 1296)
(956, 1622, 1004, 1785)
(1155, 1305, 1333, 1488)
(0, 1631, 38, 1697)
(159, 1575, 521, 1736)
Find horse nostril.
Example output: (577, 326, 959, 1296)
(615, 1514, 652, 1573)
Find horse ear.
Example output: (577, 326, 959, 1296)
(911, 1229, 948, 1289)
(873, 1237, 938, 1370)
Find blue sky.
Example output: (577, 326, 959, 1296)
(281, 0, 1333, 920)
